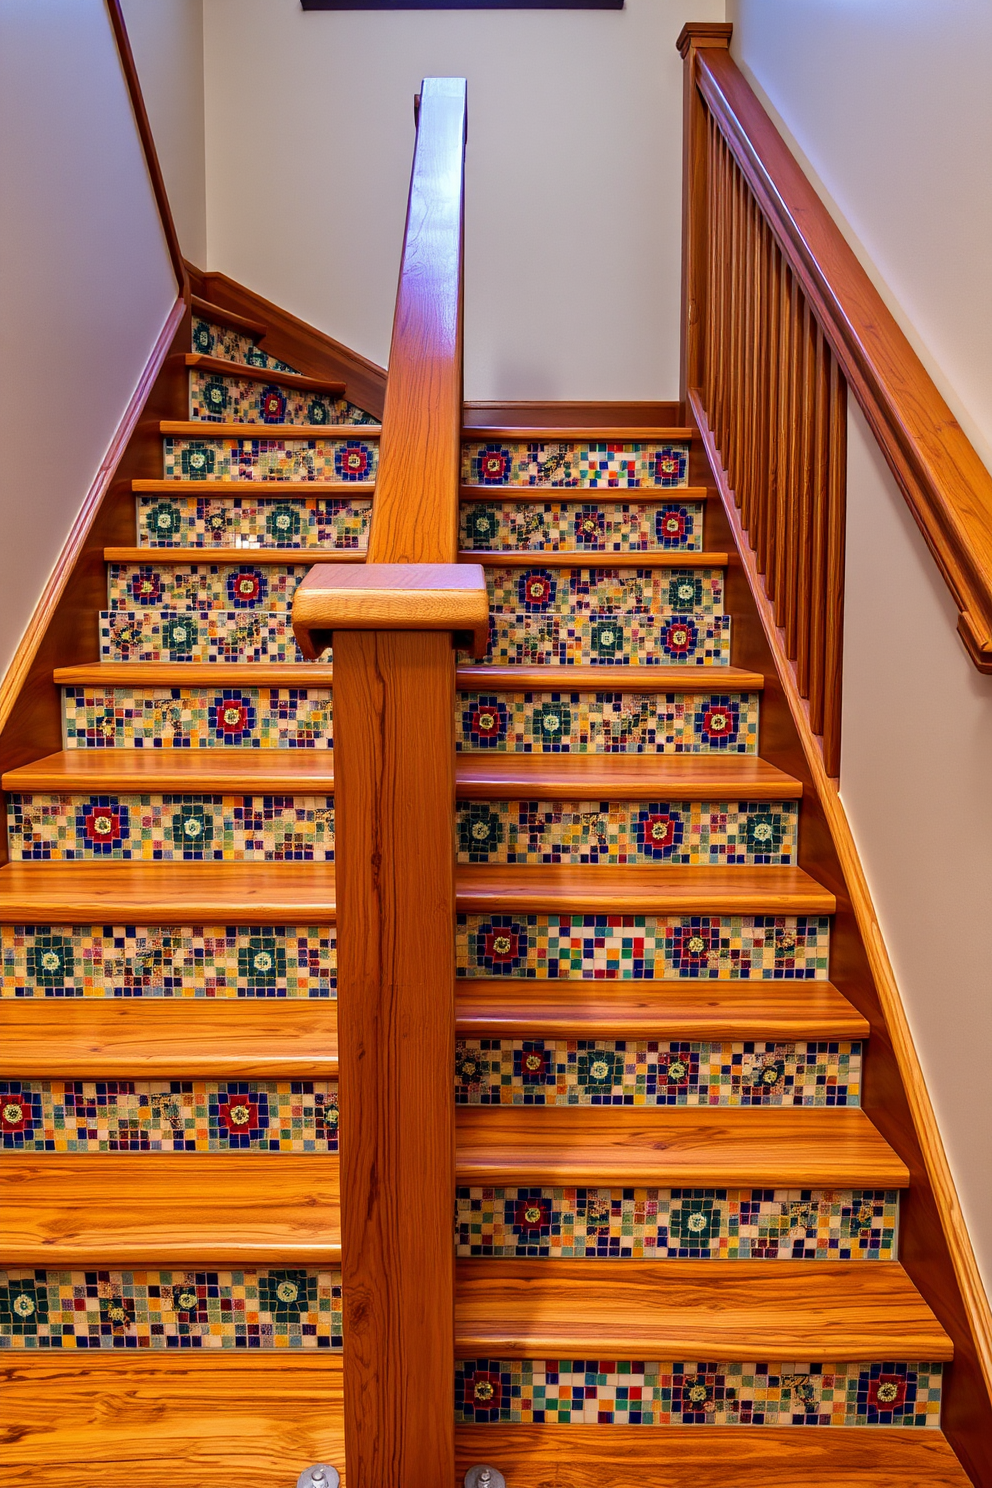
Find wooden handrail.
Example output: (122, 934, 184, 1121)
(680, 28, 992, 674)
(292, 77, 471, 1488)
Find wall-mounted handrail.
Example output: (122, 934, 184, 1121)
(679, 26, 992, 676)
(292, 77, 478, 1488)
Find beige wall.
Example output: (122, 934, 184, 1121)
(201, 0, 724, 400)
(0, 0, 178, 678)
(120, 0, 207, 267)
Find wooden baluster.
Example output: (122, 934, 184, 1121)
(751, 214, 771, 549)
(741, 188, 759, 532)
(727, 157, 743, 498)
(712, 134, 728, 457)
(756, 234, 781, 578)
(793, 300, 817, 691)
(702, 111, 718, 415)
(823, 358, 847, 775)
(808, 328, 831, 735)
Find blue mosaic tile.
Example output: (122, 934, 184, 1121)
(107, 563, 307, 613)
(163, 435, 378, 483)
(461, 442, 689, 489)
(100, 611, 307, 663)
(191, 319, 298, 373)
(137, 495, 371, 549)
(63, 686, 332, 749)
(189, 369, 376, 428)
(455, 693, 759, 754)
(459, 500, 705, 553)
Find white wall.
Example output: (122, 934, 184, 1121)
(120, 0, 207, 266)
(202, 0, 724, 400)
(0, 0, 178, 678)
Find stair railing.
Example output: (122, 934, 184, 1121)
(292, 78, 484, 1488)
(678, 24, 992, 776)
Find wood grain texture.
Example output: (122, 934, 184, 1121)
(0, 862, 336, 922)
(694, 46, 992, 672)
(132, 478, 375, 496)
(455, 1424, 972, 1488)
(455, 863, 836, 914)
(454, 663, 765, 692)
(159, 420, 380, 440)
(184, 353, 345, 395)
(454, 1259, 952, 1360)
(1, 1354, 345, 1487)
(366, 78, 467, 567)
(0, 1000, 337, 1080)
(1, 1153, 339, 1266)
(454, 751, 802, 800)
(2, 748, 334, 793)
(459, 484, 709, 504)
(464, 426, 695, 442)
(293, 562, 488, 660)
(333, 629, 456, 1488)
(455, 977, 868, 1040)
(54, 661, 334, 686)
(463, 401, 682, 427)
(190, 294, 267, 340)
(454, 1106, 907, 1189)
(464, 549, 729, 568)
(105, 545, 366, 566)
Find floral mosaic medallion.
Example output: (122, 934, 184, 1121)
(189, 369, 375, 428)
(108, 563, 308, 613)
(458, 500, 705, 553)
(163, 435, 379, 484)
(0, 1268, 341, 1348)
(455, 692, 759, 755)
(101, 610, 307, 663)
(0, 1080, 337, 1152)
(63, 686, 332, 750)
(0, 925, 336, 998)
(461, 442, 690, 489)
(455, 1188, 898, 1260)
(191, 320, 299, 373)
(454, 1359, 941, 1427)
(137, 495, 371, 550)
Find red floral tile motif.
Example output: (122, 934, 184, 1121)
(654, 447, 688, 486)
(656, 507, 689, 545)
(129, 569, 162, 604)
(209, 693, 257, 743)
(696, 699, 741, 748)
(261, 386, 287, 423)
(867, 1375, 908, 1413)
(518, 570, 556, 611)
(227, 568, 267, 608)
(335, 441, 373, 481)
(483, 927, 522, 965)
(636, 811, 684, 859)
(515, 1044, 552, 1084)
(475, 445, 513, 484)
(465, 700, 508, 747)
(512, 1196, 552, 1233)
(218, 1096, 260, 1134)
(574, 506, 605, 544)
(661, 618, 698, 658)
(79, 801, 130, 852)
(1, 1096, 30, 1133)
(464, 1369, 502, 1411)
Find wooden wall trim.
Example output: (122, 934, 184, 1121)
(692, 44, 992, 675)
(692, 387, 992, 1487)
(105, 0, 188, 296)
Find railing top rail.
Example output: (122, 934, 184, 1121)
(367, 76, 467, 567)
(692, 43, 992, 673)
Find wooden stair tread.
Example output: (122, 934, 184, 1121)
(185, 353, 345, 396)
(455, 978, 868, 1039)
(3, 749, 334, 793)
(455, 663, 765, 691)
(463, 426, 695, 441)
(0, 1000, 337, 1080)
(455, 1106, 908, 1189)
(55, 662, 334, 685)
(454, 1426, 973, 1487)
(460, 483, 710, 503)
(454, 1259, 952, 1360)
(456, 863, 836, 914)
(465, 549, 728, 567)
(132, 478, 375, 495)
(190, 294, 267, 341)
(159, 421, 381, 439)
(104, 546, 365, 566)
(1, 1153, 340, 1266)
(0, 862, 336, 922)
(455, 752, 802, 800)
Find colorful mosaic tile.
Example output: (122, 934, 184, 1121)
(189, 369, 375, 428)
(454, 1359, 942, 1427)
(488, 566, 724, 617)
(108, 562, 308, 614)
(100, 610, 306, 663)
(192, 319, 298, 373)
(1, 1268, 341, 1349)
(137, 494, 371, 550)
(163, 435, 379, 484)
(0, 1080, 337, 1152)
(63, 687, 332, 750)
(455, 693, 759, 755)
(461, 442, 690, 489)
(0, 925, 335, 998)
(455, 1040, 859, 1107)
(456, 915, 830, 980)
(459, 500, 705, 553)
(455, 800, 796, 866)
(455, 1188, 898, 1260)
(7, 794, 333, 862)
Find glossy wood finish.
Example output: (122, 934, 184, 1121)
(463, 400, 682, 428)
(1, 1355, 345, 1488)
(454, 751, 802, 800)
(184, 353, 345, 395)
(0, 862, 336, 922)
(104, 545, 363, 566)
(293, 562, 488, 659)
(455, 1106, 907, 1189)
(455, 977, 868, 1040)
(1, 1154, 340, 1266)
(159, 420, 381, 440)
(0, 1000, 336, 1080)
(456, 863, 836, 914)
(454, 663, 765, 692)
(190, 295, 267, 340)
(132, 478, 375, 496)
(459, 484, 710, 504)
(3, 748, 334, 793)
(55, 661, 334, 686)
(465, 426, 695, 442)
(454, 1425, 973, 1488)
(454, 1260, 952, 1361)
(694, 46, 992, 674)
(465, 549, 729, 568)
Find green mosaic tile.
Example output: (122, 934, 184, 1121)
(461, 441, 689, 489)
(456, 692, 759, 754)
(1, 1268, 341, 1349)
(63, 686, 332, 749)
(189, 368, 376, 428)
(163, 434, 378, 483)
(191, 319, 298, 373)
(137, 494, 371, 549)
(108, 562, 308, 613)
(100, 610, 306, 663)
(459, 499, 705, 553)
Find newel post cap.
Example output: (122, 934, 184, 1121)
(291, 561, 489, 660)
(676, 21, 733, 59)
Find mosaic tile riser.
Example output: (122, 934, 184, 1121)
(164, 435, 378, 484)
(461, 442, 690, 490)
(191, 320, 298, 374)
(455, 1040, 859, 1107)
(63, 687, 333, 749)
(456, 1188, 897, 1261)
(457, 914, 830, 980)
(486, 566, 725, 616)
(137, 495, 371, 550)
(107, 563, 308, 613)
(7, 795, 333, 862)
(456, 800, 797, 866)
(454, 1359, 942, 1427)
(474, 612, 731, 669)
(1, 1268, 341, 1348)
(0, 1081, 337, 1152)
(0, 925, 336, 998)
(456, 693, 759, 754)
(101, 611, 307, 664)
(459, 500, 705, 553)
(189, 369, 375, 428)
